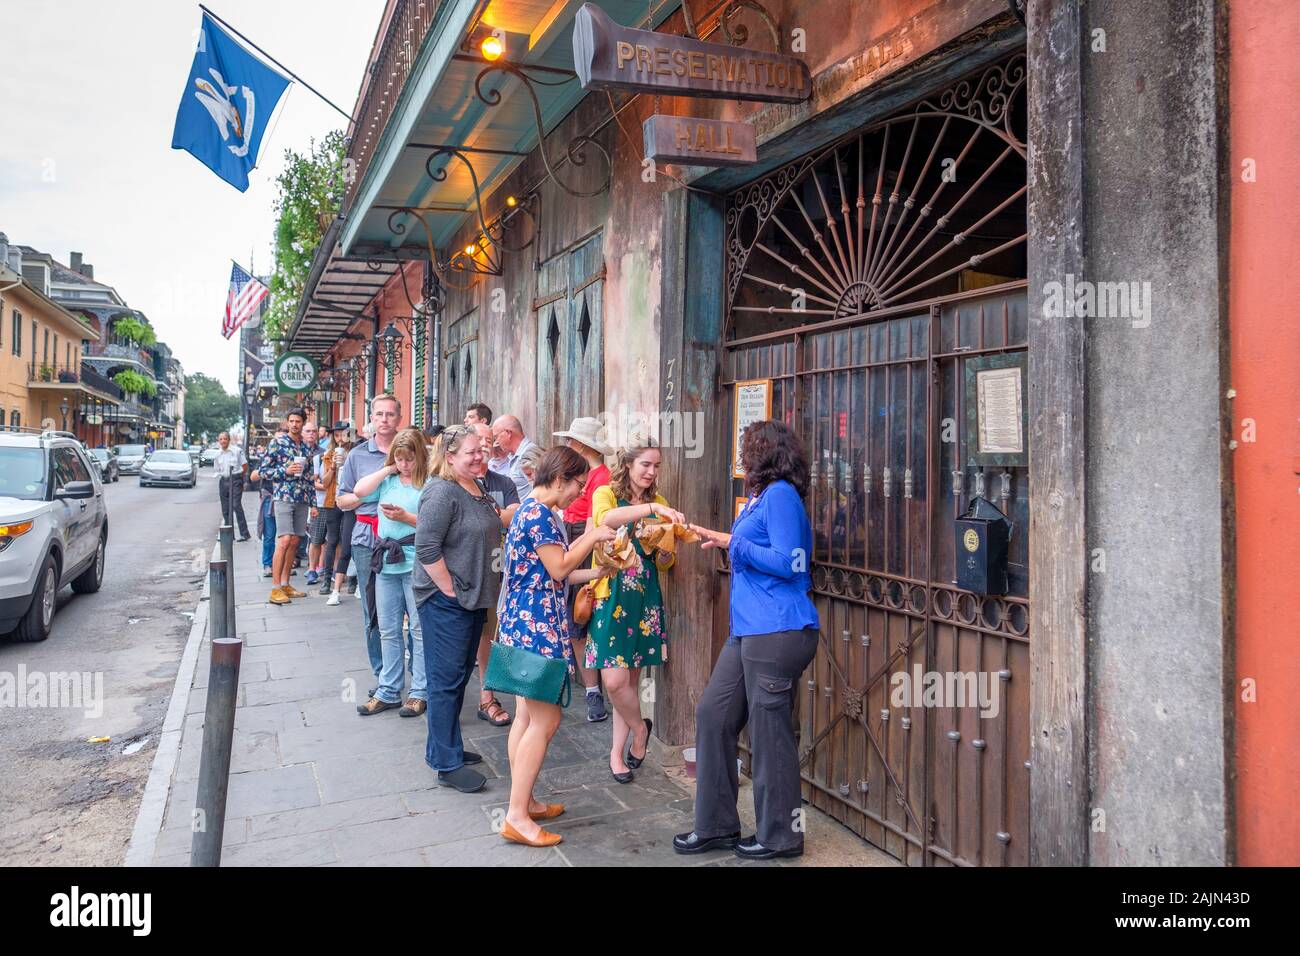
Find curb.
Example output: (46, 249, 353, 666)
(123, 545, 215, 867)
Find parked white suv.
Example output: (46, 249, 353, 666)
(0, 430, 108, 642)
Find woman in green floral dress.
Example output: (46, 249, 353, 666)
(586, 441, 687, 783)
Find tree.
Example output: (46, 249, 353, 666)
(184, 373, 240, 442)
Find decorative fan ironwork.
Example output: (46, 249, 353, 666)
(725, 55, 1026, 334)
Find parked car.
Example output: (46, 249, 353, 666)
(139, 449, 198, 488)
(200, 446, 221, 467)
(0, 430, 107, 642)
(86, 447, 120, 483)
(113, 442, 148, 475)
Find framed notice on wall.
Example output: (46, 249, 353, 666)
(963, 353, 1028, 467)
(732, 378, 772, 478)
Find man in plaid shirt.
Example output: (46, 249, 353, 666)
(259, 407, 315, 605)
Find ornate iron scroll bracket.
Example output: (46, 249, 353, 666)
(682, 0, 782, 52)
(474, 61, 611, 199)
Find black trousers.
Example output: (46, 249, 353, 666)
(218, 475, 249, 537)
(693, 628, 819, 850)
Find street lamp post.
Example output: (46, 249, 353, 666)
(59, 397, 69, 435)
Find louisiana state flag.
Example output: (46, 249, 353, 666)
(171, 13, 291, 192)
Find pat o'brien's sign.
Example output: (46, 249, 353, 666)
(573, 3, 812, 104)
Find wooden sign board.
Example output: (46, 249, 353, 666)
(573, 2, 811, 104)
(732, 378, 772, 478)
(643, 114, 756, 167)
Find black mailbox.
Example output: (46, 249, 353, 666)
(954, 496, 1011, 595)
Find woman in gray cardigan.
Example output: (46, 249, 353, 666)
(414, 425, 506, 793)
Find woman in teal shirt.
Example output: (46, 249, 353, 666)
(350, 428, 429, 717)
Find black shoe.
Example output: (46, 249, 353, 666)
(237, 534, 251, 542)
(625, 717, 652, 770)
(673, 830, 741, 855)
(609, 759, 633, 785)
(734, 835, 803, 860)
(437, 766, 486, 793)
(462, 750, 483, 765)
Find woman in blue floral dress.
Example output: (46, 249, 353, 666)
(497, 447, 615, 847)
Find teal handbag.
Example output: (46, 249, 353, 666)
(484, 641, 572, 707)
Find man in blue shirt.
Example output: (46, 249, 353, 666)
(336, 394, 402, 687)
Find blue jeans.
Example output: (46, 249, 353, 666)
(260, 499, 276, 569)
(417, 590, 486, 773)
(352, 543, 383, 681)
(375, 571, 426, 703)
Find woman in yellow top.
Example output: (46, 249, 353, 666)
(586, 440, 686, 783)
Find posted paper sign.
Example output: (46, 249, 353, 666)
(732, 379, 772, 477)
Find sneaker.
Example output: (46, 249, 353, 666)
(347, 577, 358, 595)
(306, 570, 319, 586)
(326, 590, 341, 606)
(398, 698, 427, 717)
(356, 697, 401, 716)
(268, 587, 290, 605)
(318, 579, 332, 596)
(281, 584, 308, 599)
(437, 766, 486, 793)
(262, 566, 272, 578)
(585, 690, 608, 723)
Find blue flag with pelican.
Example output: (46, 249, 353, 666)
(171, 12, 290, 192)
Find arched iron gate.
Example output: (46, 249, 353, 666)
(718, 54, 1030, 866)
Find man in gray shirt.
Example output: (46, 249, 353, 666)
(336, 394, 402, 685)
(489, 414, 537, 500)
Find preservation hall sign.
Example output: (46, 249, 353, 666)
(573, 3, 812, 104)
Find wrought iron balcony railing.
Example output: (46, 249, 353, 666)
(78, 363, 126, 400)
(344, 0, 441, 211)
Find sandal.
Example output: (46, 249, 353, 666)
(477, 695, 512, 727)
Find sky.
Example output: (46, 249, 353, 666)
(0, 0, 382, 394)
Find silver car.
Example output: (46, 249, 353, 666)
(0, 430, 107, 642)
(139, 449, 198, 488)
(113, 442, 148, 475)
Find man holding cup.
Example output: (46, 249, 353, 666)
(259, 407, 315, 606)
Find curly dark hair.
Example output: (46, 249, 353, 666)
(740, 419, 808, 498)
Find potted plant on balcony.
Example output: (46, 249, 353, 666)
(113, 369, 157, 399)
(58, 368, 77, 383)
(38, 363, 54, 381)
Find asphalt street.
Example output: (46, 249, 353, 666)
(0, 468, 246, 865)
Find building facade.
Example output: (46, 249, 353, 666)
(0, 235, 112, 443)
(282, 0, 1298, 866)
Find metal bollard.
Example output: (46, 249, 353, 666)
(191, 560, 242, 867)
(218, 523, 236, 639)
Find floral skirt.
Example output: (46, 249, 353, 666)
(584, 559, 665, 670)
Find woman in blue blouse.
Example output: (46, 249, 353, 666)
(497, 446, 616, 847)
(678, 420, 820, 860)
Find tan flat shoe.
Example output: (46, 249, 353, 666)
(529, 803, 565, 821)
(501, 820, 562, 847)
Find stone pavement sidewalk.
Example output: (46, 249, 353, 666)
(132, 535, 896, 868)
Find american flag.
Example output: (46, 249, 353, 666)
(223, 262, 269, 339)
